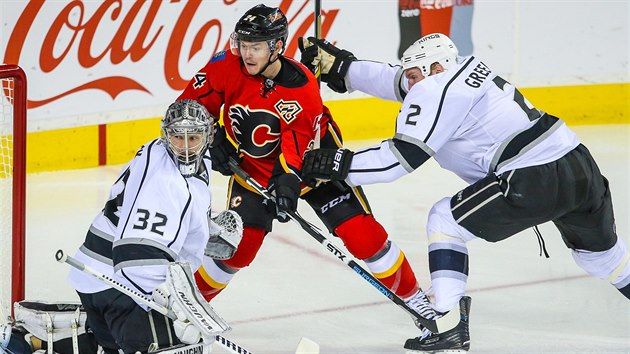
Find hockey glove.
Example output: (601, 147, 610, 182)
(267, 173, 301, 223)
(298, 37, 356, 93)
(209, 123, 240, 176)
(302, 148, 353, 183)
(205, 210, 243, 260)
(298, 37, 320, 74)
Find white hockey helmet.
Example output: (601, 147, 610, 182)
(401, 33, 459, 76)
(161, 99, 214, 177)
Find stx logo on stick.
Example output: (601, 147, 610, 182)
(325, 241, 346, 261)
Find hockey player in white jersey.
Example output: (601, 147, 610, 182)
(298, 33, 630, 353)
(67, 99, 241, 354)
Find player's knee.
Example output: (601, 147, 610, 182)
(572, 239, 630, 295)
(222, 227, 266, 269)
(427, 197, 474, 243)
(334, 214, 388, 259)
(573, 238, 630, 289)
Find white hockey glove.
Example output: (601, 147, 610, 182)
(153, 263, 230, 345)
(205, 210, 243, 260)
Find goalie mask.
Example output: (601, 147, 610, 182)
(230, 4, 288, 56)
(401, 33, 459, 76)
(161, 100, 214, 177)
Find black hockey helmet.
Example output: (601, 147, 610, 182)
(233, 4, 288, 53)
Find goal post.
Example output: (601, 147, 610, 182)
(0, 64, 27, 320)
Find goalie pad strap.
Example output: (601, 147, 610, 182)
(14, 301, 87, 344)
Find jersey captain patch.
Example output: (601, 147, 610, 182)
(274, 99, 302, 124)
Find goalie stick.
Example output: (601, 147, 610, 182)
(54, 250, 254, 354)
(228, 159, 461, 334)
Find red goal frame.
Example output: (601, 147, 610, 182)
(0, 64, 27, 313)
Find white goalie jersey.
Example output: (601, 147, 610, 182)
(68, 138, 214, 302)
(343, 58, 580, 186)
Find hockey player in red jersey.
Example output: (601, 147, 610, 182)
(178, 4, 431, 314)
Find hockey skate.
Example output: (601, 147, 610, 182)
(405, 289, 440, 327)
(404, 296, 471, 353)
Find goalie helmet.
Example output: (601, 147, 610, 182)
(161, 99, 214, 177)
(401, 33, 459, 76)
(230, 4, 288, 55)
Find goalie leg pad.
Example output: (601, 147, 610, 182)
(160, 263, 231, 338)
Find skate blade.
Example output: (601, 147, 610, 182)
(405, 349, 468, 354)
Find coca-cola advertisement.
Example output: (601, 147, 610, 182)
(1, 1, 625, 133)
(1, 1, 344, 129)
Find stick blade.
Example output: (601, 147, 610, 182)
(295, 337, 319, 354)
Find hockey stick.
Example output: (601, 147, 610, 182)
(312, 0, 323, 150)
(227, 160, 460, 333)
(54, 250, 254, 354)
(313, 0, 322, 83)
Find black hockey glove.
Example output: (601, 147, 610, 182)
(302, 148, 353, 183)
(209, 124, 240, 176)
(298, 37, 357, 93)
(267, 173, 300, 223)
(297, 37, 320, 74)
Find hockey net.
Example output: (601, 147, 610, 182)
(0, 64, 26, 322)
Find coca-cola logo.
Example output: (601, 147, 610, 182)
(3, 0, 339, 109)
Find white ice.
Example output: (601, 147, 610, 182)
(22, 125, 630, 353)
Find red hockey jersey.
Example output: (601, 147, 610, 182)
(178, 50, 329, 187)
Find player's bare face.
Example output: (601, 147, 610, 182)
(239, 41, 274, 75)
(169, 133, 205, 159)
(430, 63, 445, 75)
(404, 67, 425, 89)
(404, 63, 446, 89)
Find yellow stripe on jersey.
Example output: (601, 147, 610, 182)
(351, 186, 371, 214)
(278, 153, 291, 173)
(328, 122, 343, 148)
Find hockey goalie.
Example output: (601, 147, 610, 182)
(1, 100, 243, 354)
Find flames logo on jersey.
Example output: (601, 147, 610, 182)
(228, 105, 281, 158)
(274, 99, 302, 124)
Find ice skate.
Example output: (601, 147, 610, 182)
(404, 296, 471, 353)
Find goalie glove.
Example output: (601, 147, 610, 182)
(298, 37, 356, 93)
(152, 263, 230, 345)
(205, 210, 243, 260)
(302, 148, 354, 183)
